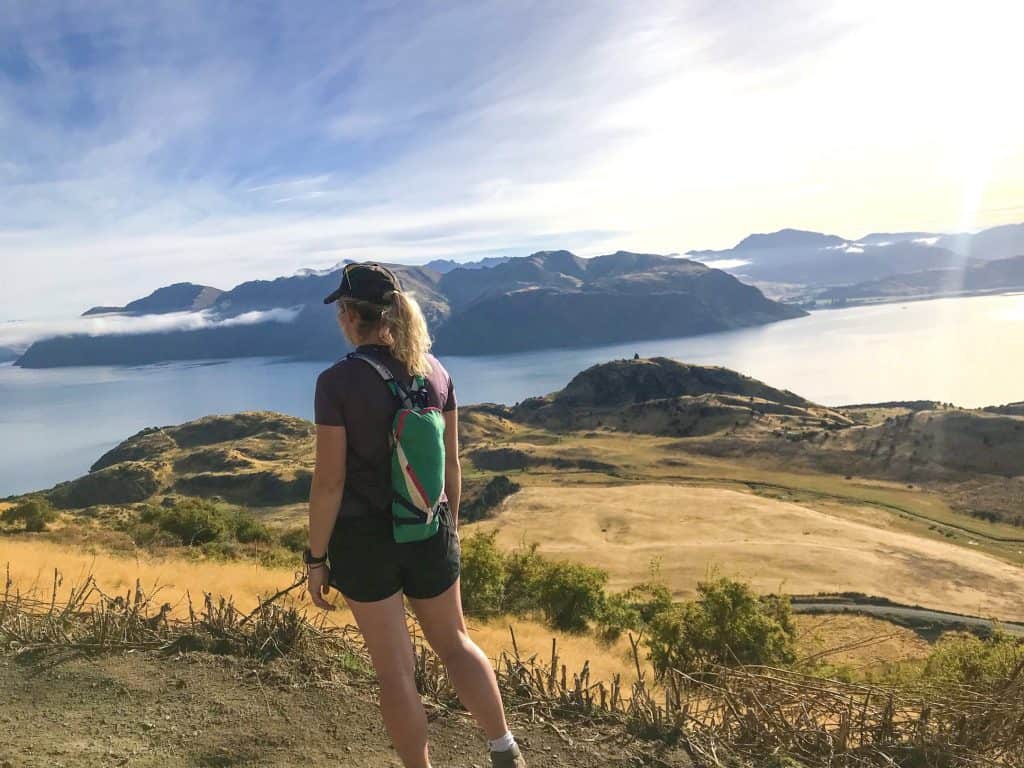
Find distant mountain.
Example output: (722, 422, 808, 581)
(0, 346, 20, 363)
(423, 255, 511, 273)
(855, 232, 935, 245)
(15, 250, 803, 367)
(735, 229, 847, 251)
(18, 264, 450, 368)
(941, 223, 1024, 262)
(210, 264, 448, 322)
(82, 283, 223, 316)
(688, 222, 1024, 289)
(431, 251, 804, 354)
(816, 254, 1024, 302)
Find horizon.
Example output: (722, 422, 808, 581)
(3, 1, 1023, 321)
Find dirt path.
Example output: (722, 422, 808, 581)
(0, 650, 691, 768)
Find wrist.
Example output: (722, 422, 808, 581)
(303, 547, 328, 566)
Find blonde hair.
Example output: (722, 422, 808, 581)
(341, 290, 433, 377)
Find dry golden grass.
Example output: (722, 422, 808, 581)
(470, 484, 1024, 621)
(0, 537, 345, 621)
(1, 537, 651, 686)
(794, 614, 932, 667)
(466, 614, 653, 685)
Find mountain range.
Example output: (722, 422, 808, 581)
(14, 250, 802, 367)
(12, 220, 1024, 368)
(815, 254, 1024, 302)
(691, 222, 1024, 290)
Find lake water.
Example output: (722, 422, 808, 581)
(1, 292, 1022, 497)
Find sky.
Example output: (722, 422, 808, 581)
(2, 0, 1023, 321)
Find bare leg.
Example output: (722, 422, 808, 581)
(345, 589, 430, 768)
(408, 578, 509, 740)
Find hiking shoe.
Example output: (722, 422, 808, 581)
(489, 743, 526, 768)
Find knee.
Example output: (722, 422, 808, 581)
(431, 631, 476, 666)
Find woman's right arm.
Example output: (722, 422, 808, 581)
(442, 408, 461, 529)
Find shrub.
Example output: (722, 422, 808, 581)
(459, 531, 507, 615)
(139, 498, 231, 545)
(501, 543, 548, 614)
(923, 631, 1024, 692)
(537, 559, 608, 632)
(596, 592, 642, 643)
(596, 582, 674, 643)
(459, 533, 609, 632)
(135, 497, 270, 548)
(646, 577, 797, 677)
(231, 509, 272, 544)
(2, 496, 58, 532)
(279, 526, 308, 553)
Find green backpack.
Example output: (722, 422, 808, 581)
(348, 353, 447, 543)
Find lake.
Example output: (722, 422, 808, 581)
(2, 292, 1022, 497)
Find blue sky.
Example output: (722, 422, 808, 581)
(2, 0, 1022, 321)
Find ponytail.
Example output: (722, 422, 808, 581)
(381, 289, 433, 377)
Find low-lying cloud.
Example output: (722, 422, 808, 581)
(0, 308, 301, 352)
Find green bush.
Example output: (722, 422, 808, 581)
(537, 559, 608, 632)
(231, 509, 272, 544)
(502, 543, 548, 614)
(459, 531, 507, 615)
(596, 592, 642, 643)
(2, 496, 58, 532)
(646, 577, 797, 677)
(923, 631, 1024, 692)
(459, 533, 609, 632)
(596, 582, 674, 643)
(139, 497, 230, 545)
(279, 526, 308, 553)
(135, 497, 270, 549)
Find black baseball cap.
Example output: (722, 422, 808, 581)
(323, 262, 402, 306)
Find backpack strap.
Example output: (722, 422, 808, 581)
(348, 352, 414, 410)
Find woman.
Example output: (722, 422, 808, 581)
(304, 262, 526, 768)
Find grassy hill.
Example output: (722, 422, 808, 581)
(14, 355, 1023, 619)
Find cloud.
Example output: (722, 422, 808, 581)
(1, 1, 1023, 320)
(0, 308, 301, 350)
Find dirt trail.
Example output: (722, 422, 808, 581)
(0, 650, 691, 768)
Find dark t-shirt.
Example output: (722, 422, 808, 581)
(314, 344, 456, 519)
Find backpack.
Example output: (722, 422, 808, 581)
(347, 352, 446, 543)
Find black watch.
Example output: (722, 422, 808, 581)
(303, 547, 328, 566)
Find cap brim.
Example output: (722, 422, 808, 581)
(323, 289, 342, 304)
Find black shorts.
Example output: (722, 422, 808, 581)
(326, 503, 460, 603)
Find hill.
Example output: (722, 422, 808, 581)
(432, 251, 804, 354)
(815, 254, 1024, 302)
(43, 412, 316, 511)
(16, 251, 803, 367)
(504, 356, 851, 435)
(82, 282, 224, 316)
(688, 222, 1024, 290)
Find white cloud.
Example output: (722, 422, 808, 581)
(1, 1, 1023, 321)
(0, 308, 301, 350)
(699, 258, 752, 270)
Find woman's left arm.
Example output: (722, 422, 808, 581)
(307, 424, 346, 609)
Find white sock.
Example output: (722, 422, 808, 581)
(488, 731, 516, 752)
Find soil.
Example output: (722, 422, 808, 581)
(0, 649, 692, 768)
